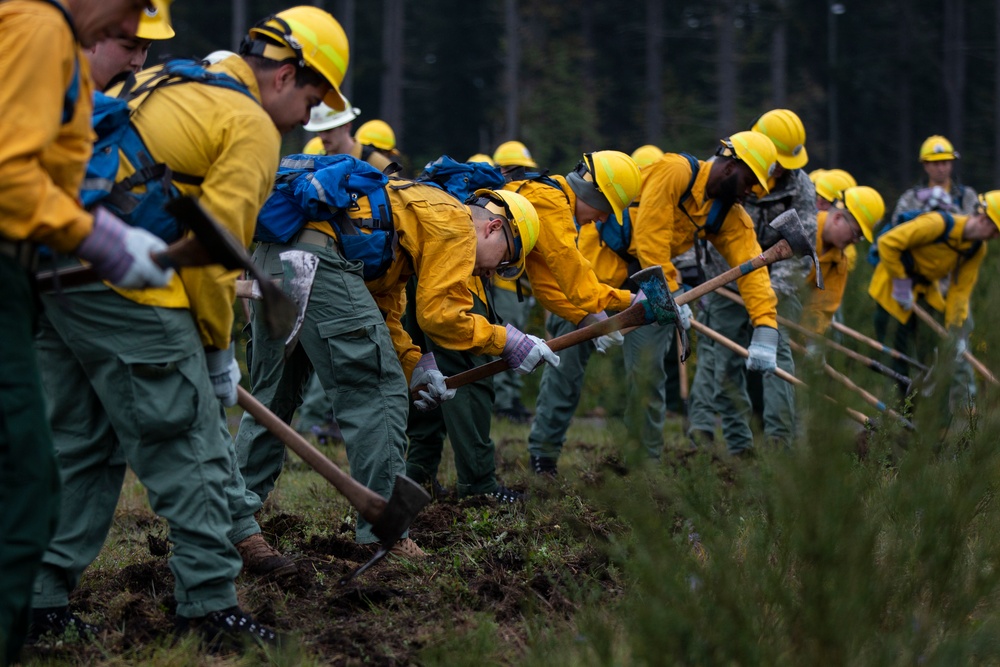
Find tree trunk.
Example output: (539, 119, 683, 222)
(645, 0, 664, 145)
(770, 0, 788, 108)
(896, 0, 914, 188)
(995, 0, 1000, 183)
(332, 0, 357, 99)
(381, 0, 405, 146)
(716, 0, 737, 137)
(230, 0, 246, 52)
(503, 0, 520, 139)
(942, 0, 966, 151)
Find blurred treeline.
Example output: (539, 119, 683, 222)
(156, 0, 999, 205)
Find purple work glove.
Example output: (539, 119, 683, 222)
(409, 353, 456, 411)
(891, 278, 914, 311)
(501, 324, 560, 375)
(75, 207, 173, 289)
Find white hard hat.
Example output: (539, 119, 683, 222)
(203, 50, 237, 65)
(304, 102, 361, 132)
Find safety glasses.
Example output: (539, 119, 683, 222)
(468, 192, 524, 279)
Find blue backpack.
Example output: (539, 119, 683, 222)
(416, 155, 505, 202)
(257, 154, 396, 280)
(80, 59, 257, 243)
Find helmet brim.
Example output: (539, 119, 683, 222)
(776, 146, 808, 170)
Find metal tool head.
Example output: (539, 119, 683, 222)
(165, 196, 298, 340)
(630, 265, 691, 360)
(338, 474, 431, 585)
(278, 250, 320, 359)
(768, 209, 824, 289)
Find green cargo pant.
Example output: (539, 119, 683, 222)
(232, 234, 408, 545)
(404, 285, 500, 497)
(297, 372, 333, 431)
(687, 293, 755, 453)
(528, 313, 592, 461)
(0, 255, 60, 664)
(32, 285, 240, 618)
(490, 286, 533, 412)
(623, 319, 681, 460)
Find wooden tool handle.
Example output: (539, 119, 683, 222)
(236, 386, 387, 522)
(911, 304, 999, 386)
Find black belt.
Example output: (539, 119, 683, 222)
(0, 239, 39, 272)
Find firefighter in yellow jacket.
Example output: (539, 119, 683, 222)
(631, 132, 780, 458)
(802, 186, 885, 335)
(868, 190, 1000, 406)
(0, 0, 176, 660)
(29, 6, 349, 646)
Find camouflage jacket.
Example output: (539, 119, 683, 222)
(890, 181, 978, 226)
(701, 168, 818, 297)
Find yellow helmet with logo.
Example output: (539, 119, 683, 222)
(244, 6, 350, 111)
(752, 109, 808, 170)
(492, 140, 537, 168)
(720, 131, 778, 193)
(467, 153, 495, 166)
(355, 119, 396, 151)
(919, 135, 959, 162)
(836, 186, 884, 243)
(814, 168, 857, 203)
(136, 0, 174, 40)
(470, 188, 540, 281)
(630, 144, 664, 169)
(977, 191, 1000, 231)
(570, 151, 642, 222)
(302, 136, 326, 155)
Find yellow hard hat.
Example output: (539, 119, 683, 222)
(471, 188, 540, 281)
(720, 131, 777, 193)
(808, 168, 826, 184)
(919, 135, 959, 162)
(836, 186, 885, 243)
(630, 144, 664, 169)
(571, 151, 642, 222)
(355, 119, 396, 151)
(245, 6, 350, 111)
(814, 168, 857, 203)
(752, 109, 808, 170)
(492, 140, 537, 168)
(302, 136, 326, 155)
(467, 153, 495, 166)
(977, 191, 1000, 231)
(136, 0, 174, 40)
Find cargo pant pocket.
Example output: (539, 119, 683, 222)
(316, 320, 389, 393)
(121, 352, 202, 444)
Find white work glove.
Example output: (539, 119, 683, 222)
(955, 336, 968, 360)
(672, 288, 693, 331)
(578, 312, 624, 354)
(501, 324, 561, 375)
(409, 352, 456, 411)
(205, 343, 241, 407)
(746, 326, 779, 373)
(891, 278, 914, 311)
(75, 207, 174, 289)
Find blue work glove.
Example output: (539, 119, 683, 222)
(410, 352, 456, 412)
(205, 343, 241, 407)
(746, 326, 779, 373)
(578, 312, 624, 354)
(502, 324, 561, 375)
(672, 288, 693, 331)
(891, 278, 914, 311)
(76, 207, 174, 289)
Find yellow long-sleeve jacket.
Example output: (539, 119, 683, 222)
(108, 55, 281, 349)
(0, 0, 94, 251)
(802, 211, 849, 333)
(305, 179, 506, 381)
(501, 175, 633, 325)
(868, 211, 985, 327)
(632, 153, 778, 329)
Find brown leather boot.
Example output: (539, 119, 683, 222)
(235, 533, 297, 578)
(388, 537, 427, 559)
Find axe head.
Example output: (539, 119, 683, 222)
(338, 474, 431, 585)
(165, 196, 298, 340)
(278, 250, 319, 360)
(768, 209, 824, 290)
(630, 265, 691, 361)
